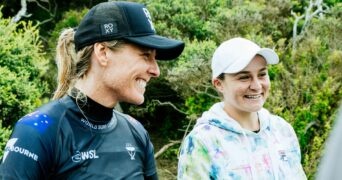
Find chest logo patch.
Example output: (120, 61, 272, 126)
(125, 143, 136, 160)
(71, 150, 99, 163)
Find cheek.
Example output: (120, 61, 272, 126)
(263, 80, 271, 91)
(231, 84, 248, 94)
(102, 66, 124, 87)
(223, 86, 242, 98)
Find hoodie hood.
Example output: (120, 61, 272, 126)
(195, 102, 271, 134)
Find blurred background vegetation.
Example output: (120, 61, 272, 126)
(0, 0, 341, 179)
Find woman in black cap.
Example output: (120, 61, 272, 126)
(0, 1, 184, 179)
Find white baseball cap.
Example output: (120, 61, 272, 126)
(211, 37, 279, 79)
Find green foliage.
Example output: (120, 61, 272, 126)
(140, 0, 219, 40)
(166, 39, 216, 98)
(185, 94, 215, 118)
(0, 11, 48, 127)
(0, 123, 12, 158)
(142, 0, 293, 42)
(0, 67, 43, 126)
(159, 145, 179, 160)
(49, 8, 88, 48)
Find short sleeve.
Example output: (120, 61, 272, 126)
(124, 114, 157, 177)
(0, 111, 56, 179)
(143, 132, 157, 178)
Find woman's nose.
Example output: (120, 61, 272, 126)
(250, 78, 262, 90)
(148, 52, 160, 77)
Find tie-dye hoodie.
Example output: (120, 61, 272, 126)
(178, 102, 306, 180)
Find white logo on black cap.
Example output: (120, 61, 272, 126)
(103, 23, 114, 34)
(142, 8, 155, 32)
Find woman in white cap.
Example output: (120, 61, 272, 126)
(178, 37, 306, 179)
(0, 1, 184, 179)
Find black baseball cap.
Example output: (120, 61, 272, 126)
(74, 1, 185, 60)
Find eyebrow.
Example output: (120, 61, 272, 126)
(233, 67, 268, 76)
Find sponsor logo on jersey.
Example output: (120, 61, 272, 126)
(80, 118, 115, 130)
(2, 138, 39, 163)
(125, 143, 136, 160)
(71, 150, 99, 163)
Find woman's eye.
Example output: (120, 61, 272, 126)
(142, 53, 150, 59)
(259, 72, 267, 77)
(239, 76, 250, 80)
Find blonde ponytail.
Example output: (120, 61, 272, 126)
(53, 28, 77, 99)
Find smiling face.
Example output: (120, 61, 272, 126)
(213, 55, 270, 116)
(100, 43, 160, 105)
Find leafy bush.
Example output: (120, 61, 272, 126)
(0, 123, 11, 158)
(0, 11, 48, 127)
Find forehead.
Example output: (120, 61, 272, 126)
(121, 43, 155, 52)
(238, 55, 267, 72)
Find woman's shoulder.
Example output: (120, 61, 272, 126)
(115, 111, 146, 132)
(260, 108, 296, 137)
(14, 96, 77, 135)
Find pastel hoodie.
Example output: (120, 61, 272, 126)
(178, 102, 306, 180)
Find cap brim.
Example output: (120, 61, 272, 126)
(257, 48, 279, 65)
(124, 35, 185, 60)
(221, 48, 279, 75)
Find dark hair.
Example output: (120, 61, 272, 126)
(217, 73, 225, 80)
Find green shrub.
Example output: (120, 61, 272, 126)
(0, 123, 12, 158)
(0, 11, 48, 127)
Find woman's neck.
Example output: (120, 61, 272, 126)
(74, 79, 117, 108)
(223, 106, 260, 131)
(69, 87, 114, 123)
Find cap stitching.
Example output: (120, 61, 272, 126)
(118, 3, 132, 37)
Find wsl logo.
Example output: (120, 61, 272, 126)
(71, 150, 99, 163)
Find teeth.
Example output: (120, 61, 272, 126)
(245, 95, 260, 99)
(137, 79, 147, 89)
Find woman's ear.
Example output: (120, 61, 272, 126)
(212, 78, 224, 93)
(93, 43, 108, 66)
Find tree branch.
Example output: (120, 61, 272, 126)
(30, 0, 58, 25)
(154, 140, 181, 159)
(190, 86, 220, 100)
(291, 0, 329, 50)
(305, 120, 317, 134)
(291, 10, 305, 49)
(12, 0, 32, 23)
(152, 100, 187, 115)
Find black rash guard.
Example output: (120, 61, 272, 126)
(0, 93, 158, 180)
